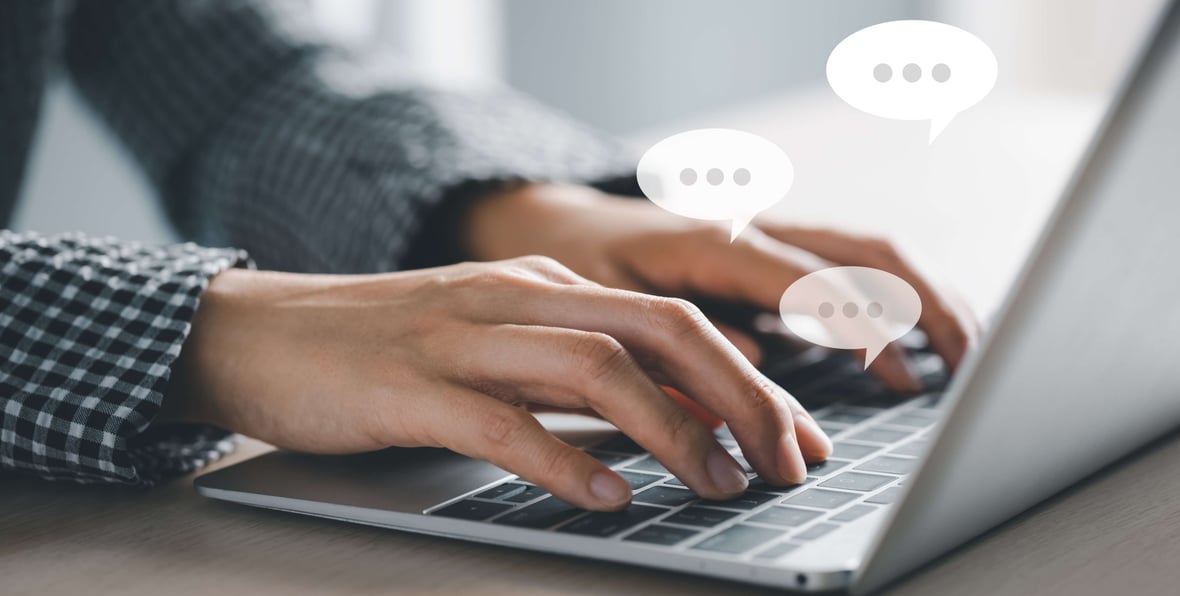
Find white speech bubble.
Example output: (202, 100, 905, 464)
(779, 266, 922, 368)
(637, 129, 794, 241)
(827, 20, 998, 143)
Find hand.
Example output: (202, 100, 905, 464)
(164, 260, 831, 511)
(463, 184, 980, 390)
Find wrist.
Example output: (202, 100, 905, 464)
(159, 268, 255, 426)
(461, 183, 606, 261)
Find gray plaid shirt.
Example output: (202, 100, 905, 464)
(1, 0, 635, 486)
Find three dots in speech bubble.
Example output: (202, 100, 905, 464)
(636, 19, 995, 366)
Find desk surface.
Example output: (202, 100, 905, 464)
(5, 433, 1180, 595)
(5, 90, 1174, 594)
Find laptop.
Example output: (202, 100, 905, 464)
(196, 3, 1180, 592)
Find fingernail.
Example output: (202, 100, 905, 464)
(778, 431, 808, 484)
(796, 416, 833, 460)
(707, 446, 749, 495)
(590, 471, 631, 507)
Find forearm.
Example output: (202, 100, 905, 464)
(65, 0, 637, 276)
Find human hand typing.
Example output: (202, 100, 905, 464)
(463, 184, 980, 389)
(164, 259, 831, 512)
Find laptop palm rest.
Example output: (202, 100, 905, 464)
(196, 419, 619, 514)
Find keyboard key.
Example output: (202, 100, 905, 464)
(848, 428, 912, 444)
(664, 506, 739, 527)
(748, 506, 822, 528)
(432, 499, 515, 521)
(807, 459, 850, 476)
(618, 470, 663, 491)
(820, 472, 894, 492)
(816, 409, 873, 425)
(625, 455, 669, 475)
(831, 442, 879, 460)
(692, 525, 782, 555)
(885, 412, 939, 428)
(702, 491, 777, 510)
(624, 524, 700, 546)
(856, 456, 917, 476)
(503, 484, 548, 503)
(493, 497, 582, 529)
(817, 421, 850, 436)
(795, 523, 839, 541)
(587, 451, 633, 467)
(830, 504, 878, 522)
(747, 477, 814, 494)
(475, 483, 527, 500)
(633, 486, 698, 507)
(595, 434, 646, 454)
(558, 504, 666, 537)
(865, 487, 905, 504)
(783, 489, 859, 509)
(754, 541, 802, 561)
(891, 441, 929, 457)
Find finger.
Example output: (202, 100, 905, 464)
(523, 389, 722, 431)
(713, 320, 763, 367)
(473, 288, 823, 485)
(498, 255, 597, 286)
(524, 404, 603, 418)
(757, 225, 978, 369)
(456, 325, 750, 499)
(413, 384, 632, 511)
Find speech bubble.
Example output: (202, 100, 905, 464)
(637, 128, 794, 241)
(779, 266, 922, 369)
(826, 20, 998, 143)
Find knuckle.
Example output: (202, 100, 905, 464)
(863, 236, 902, 263)
(653, 297, 711, 337)
(480, 408, 531, 454)
(533, 445, 578, 482)
(513, 254, 563, 272)
(570, 332, 633, 385)
(739, 374, 782, 418)
(661, 407, 702, 450)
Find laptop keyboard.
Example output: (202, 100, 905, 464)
(426, 392, 944, 563)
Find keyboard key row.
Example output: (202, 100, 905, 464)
(632, 486, 698, 507)
(692, 525, 782, 554)
(783, 488, 859, 509)
(559, 504, 665, 537)
(624, 524, 700, 545)
(494, 497, 582, 529)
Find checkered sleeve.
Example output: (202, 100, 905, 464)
(64, 0, 640, 275)
(0, 230, 247, 486)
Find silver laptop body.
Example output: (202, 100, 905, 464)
(196, 3, 1180, 592)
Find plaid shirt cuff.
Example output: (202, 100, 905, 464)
(1, 231, 247, 486)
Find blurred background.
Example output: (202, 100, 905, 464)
(13, 0, 1167, 310)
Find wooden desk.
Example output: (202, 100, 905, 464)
(5, 432, 1180, 595)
